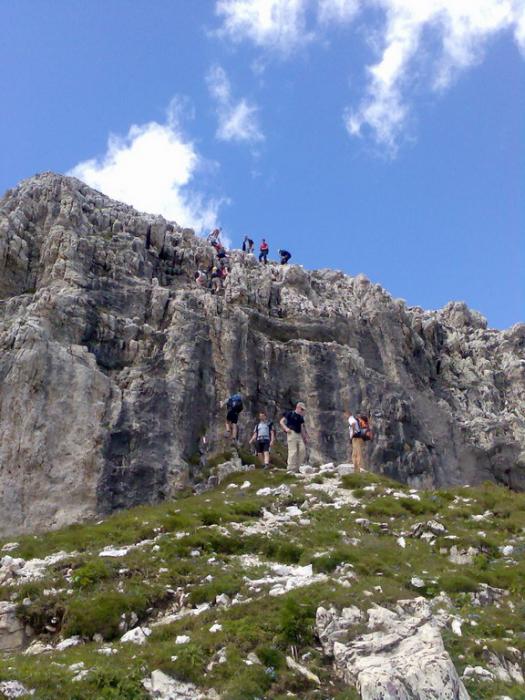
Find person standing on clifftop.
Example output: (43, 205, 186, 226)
(280, 402, 309, 472)
(207, 228, 221, 245)
(242, 235, 254, 253)
(259, 238, 269, 264)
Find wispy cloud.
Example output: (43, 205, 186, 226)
(207, 64, 265, 144)
(215, 0, 312, 52)
(215, 0, 525, 152)
(346, 0, 525, 152)
(68, 99, 223, 232)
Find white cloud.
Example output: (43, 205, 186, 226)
(207, 65, 265, 143)
(347, 0, 525, 150)
(215, 0, 312, 51)
(68, 100, 222, 232)
(215, 0, 525, 151)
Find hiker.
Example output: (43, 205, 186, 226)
(224, 393, 244, 442)
(207, 228, 221, 245)
(210, 266, 223, 294)
(347, 410, 372, 473)
(249, 410, 275, 469)
(278, 249, 291, 265)
(194, 269, 208, 288)
(279, 402, 309, 472)
(242, 235, 254, 254)
(259, 239, 269, 264)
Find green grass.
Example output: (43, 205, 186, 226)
(1, 470, 524, 699)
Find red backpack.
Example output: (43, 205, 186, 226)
(356, 416, 373, 441)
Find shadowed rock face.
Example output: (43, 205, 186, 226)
(0, 173, 523, 534)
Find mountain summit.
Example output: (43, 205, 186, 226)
(0, 172, 523, 535)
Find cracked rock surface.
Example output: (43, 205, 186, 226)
(1, 172, 524, 534)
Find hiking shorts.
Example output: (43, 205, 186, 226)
(226, 409, 240, 424)
(255, 439, 270, 454)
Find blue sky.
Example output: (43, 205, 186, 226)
(1, 0, 524, 329)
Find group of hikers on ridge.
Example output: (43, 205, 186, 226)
(222, 393, 373, 473)
(194, 229, 292, 293)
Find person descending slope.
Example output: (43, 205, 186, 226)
(224, 393, 244, 443)
(259, 239, 269, 264)
(280, 402, 310, 472)
(347, 410, 372, 473)
(242, 235, 254, 253)
(249, 410, 275, 468)
(278, 249, 291, 265)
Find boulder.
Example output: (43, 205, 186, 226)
(316, 598, 469, 699)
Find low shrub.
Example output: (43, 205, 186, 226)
(63, 589, 151, 640)
(72, 559, 112, 590)
(278, 595, 316, 645)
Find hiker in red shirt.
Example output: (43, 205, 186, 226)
(259, 238, 269, 264)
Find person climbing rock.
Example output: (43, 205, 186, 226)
(224, 393, 244, 442)
(207, 228, 221, 245)
(249, 410, 275, 469)
(278, 249, 291, 265)
(280, 402, 309, 472)
(210, 266, 223, 294)
(242, 235, 254, 253)
(347, 410, 372, 473)
(194, 269, 208, 288)
(259, 238, 269, 264)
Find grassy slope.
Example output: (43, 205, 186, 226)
(1, 466, 524, 700)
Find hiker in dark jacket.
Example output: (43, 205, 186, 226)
(279, 402, 309, 472)
(279, 249, 291, 265)
(242, 235, 254, 253)
(223, 393, 244, 442)
(249, 410, 275, 468)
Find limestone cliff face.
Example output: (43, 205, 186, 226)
(0, 173, 523, 535)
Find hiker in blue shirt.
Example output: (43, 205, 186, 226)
(249, 410, 276, 468)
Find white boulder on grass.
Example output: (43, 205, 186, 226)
(120, 626, 151, 645)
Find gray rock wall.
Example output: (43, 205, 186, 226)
(0, 172, 523, 535)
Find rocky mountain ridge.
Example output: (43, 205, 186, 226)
(0, 172, 524, 535)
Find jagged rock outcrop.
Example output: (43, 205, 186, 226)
(0, 172, 524, 534)
(316, 598, 470, 699)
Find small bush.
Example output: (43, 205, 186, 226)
(169, 643, 207, 684)
(365, 497, 405, 518)
(399, 495, 440, 515)
(200, 509, 227, 526)
(63, 589, 150, 640)
(232, 500, 263, 518)
(188, 574, 243, 605)
(222, 665, 273, 700)
(83, 669, 147, 700)
(256, 645, 285, 669)
(439, 573, 478, 594)
(278, 596, 316, 645)
(311, 548, 357, 573)
(262, 539, 304, 564)
(72, 559, 112, 590)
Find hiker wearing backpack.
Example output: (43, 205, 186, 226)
(347, 410, 372, 473)
(259, 239, 269, 264)
(249, 410, 275, 469)
(242, 235, 254, 254)
(278, 249, 291, 265)
(224, 393, 244, 442)
(279, 402, 310, 472)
